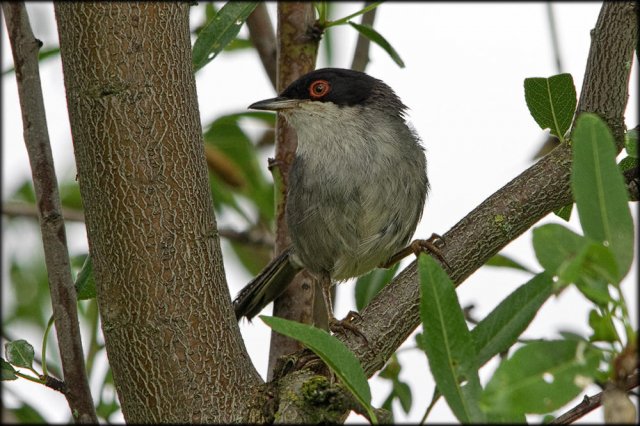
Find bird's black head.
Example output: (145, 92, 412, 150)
(279, 68, 377, 106)
(249, 68, 406, 114)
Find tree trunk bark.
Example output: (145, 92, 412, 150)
(54, 3, 261, 422)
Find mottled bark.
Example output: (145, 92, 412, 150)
(54, 3, 261, 422)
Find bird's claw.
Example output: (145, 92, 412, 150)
(329, 312, 368, 344)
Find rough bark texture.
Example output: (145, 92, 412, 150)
(3, 3, 97, 422)
(267, 2, 319, 379)
(54, 3, 261, 422)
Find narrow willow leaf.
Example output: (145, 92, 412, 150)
(5, 340, 35, 369)
(325, 2, 383, 27)
(260, 316, 377, 423)
(192, 2, 259, 71)
(481, 340, 602, 416)
(524, 74, 576, 142)
(484, 253, 533, 273)
(348, 22, 405, 68)
(418, 254, 485, 423)
(572, 113, 634, 278)
(472, 272, 554, 367)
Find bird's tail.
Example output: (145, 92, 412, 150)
(233, 247, 302, 321)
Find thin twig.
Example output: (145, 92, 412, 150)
(219, 228, 274, 250)
(550, 372, 638, 424)
(546, 2, 564, 73)
(350, 1, 378, 72)
(2, 3, 97, 423)
(2, 200, 275, 248)
(3, 201, 85, 222)
(246, 2, 277, 90)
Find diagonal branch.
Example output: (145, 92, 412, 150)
(2, 2, 97, 423)
(550, 372, 639, 424)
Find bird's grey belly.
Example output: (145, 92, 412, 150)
(286, 154, 423, 280)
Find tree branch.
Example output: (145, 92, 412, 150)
(2, 201, 86, 222)
(246, 2, 277, 90)
(1, 3, 97, 423)
(550, 372, 639, 424)
(339, 0, 637, 377)
(350, 1, 378, 72)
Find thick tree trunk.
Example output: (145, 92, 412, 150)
(54, 3, 261, 422)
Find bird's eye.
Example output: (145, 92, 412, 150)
(309, 80, 330, 98)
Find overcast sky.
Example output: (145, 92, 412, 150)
(2, 2, 637, 423)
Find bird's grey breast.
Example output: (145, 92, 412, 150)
(285, 105, 428, 280)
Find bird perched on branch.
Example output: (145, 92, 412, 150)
(233, 67, 433, 330)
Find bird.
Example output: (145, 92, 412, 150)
(233, 67, 429, 328)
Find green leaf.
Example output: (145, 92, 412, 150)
(587, 309, 619, 343)
(533, 224, 618, 304)
(484, 253, 533, 273)
(532, 224, 586, 273)
(418, 254, 485, 423)
(378, 354, 412, 415)
(553, 204, 573, 221)
(260, 316, 377, 423)
(394, 380, 412, 414)
(5, 340, 35, 369)
(572, 113, 634, 278)
(348, 22, 405, 68)
(75, 255, 96, 300)
(354, 263, 399, 311)
(524, 73, 577, 142)
(2, 358, 18, 380)
(224, 38, 254, 52)
(472, 272, 554, 367)
(618, 156, 638, 174)
(192, 2, 259, 72)
(324, 2, 383, 27)
(625, 127, 638, 158)
(481, 340, 602, 416)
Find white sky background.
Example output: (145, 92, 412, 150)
(2, 2, 637, 423)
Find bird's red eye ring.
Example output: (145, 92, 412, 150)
(309, 80, 331, 99)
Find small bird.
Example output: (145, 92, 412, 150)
(233, 68, 429, 326)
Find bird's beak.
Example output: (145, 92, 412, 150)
(248, 96, 301, 111)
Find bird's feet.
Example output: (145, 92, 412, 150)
(411, 233, 451, 270)
(329, 311, 368, 343)
(383, 233, 450, 271)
